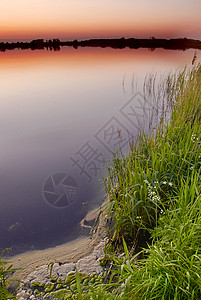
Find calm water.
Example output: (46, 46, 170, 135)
(0, 47, 200, 255)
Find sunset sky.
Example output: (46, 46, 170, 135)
(0, 0, 201, 41)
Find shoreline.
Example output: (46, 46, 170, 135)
(9, 207, 106, 281)
(1, 37, 201, 52)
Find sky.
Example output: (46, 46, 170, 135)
(0, 0, 201, 41)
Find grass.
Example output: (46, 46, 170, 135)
(0, 250, 19, 299)
(103, 64, 201, 247)
(56, 64, 200, 299)
(99, 64, 201, 299)
(3, 64, 201, 299)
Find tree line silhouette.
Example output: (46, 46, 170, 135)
(0, 37, 201, 52)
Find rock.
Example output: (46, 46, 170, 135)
(15, 207, 108, 298)
(52, 262, 75, 280)
(76, 241, 105, 275)
(27, 240, 105, 288)
(28, 265, 50, 285)
(65, 272, 76, 284)
(44, 282, 55, 293)
(80, 209, 100, 231)
(8, 281, 20, 295)
(76, 254, 103, 275)
(16, 289, 30, 298)
(49, 288, 72, 299)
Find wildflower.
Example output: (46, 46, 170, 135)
(162, 181, 167, 185)
(152, 195, 160, 202)
(169, 182, 173, 186)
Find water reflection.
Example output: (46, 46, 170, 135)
(0, 47, 200, 255)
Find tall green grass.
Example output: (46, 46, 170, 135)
(103, 64, 201, 248)
(67, 65, 200, 300)
(4, 65, 200, 300)
(99, 64, 201, 299)
(0, 250, 19, 299)
(37, 64, 200, 299)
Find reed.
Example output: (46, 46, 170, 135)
(98, 64, 201, 299)
(4, 65, 201, 299)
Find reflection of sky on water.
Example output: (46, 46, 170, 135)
(0, 47, 200, 255)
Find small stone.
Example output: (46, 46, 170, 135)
(56, 283, 64, 289)
(50, 275, 58, 282)
(53, 262, 75, 281)
(44, 282, 55, 293)
(49, 288, 72, 299)
(57, 277, 64, 284)
(31, 281, 45, 288)
(65, 272, 76, 284)
(70, 282, 77, 292)
(17, 290, 29, 297)
(78, 272, 88, 282)
(82, 277, 90, 285)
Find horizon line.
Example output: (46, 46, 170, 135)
(1, 36, 201, 43)
(1, 36, 201, 53)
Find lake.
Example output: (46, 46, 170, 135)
(0, 47, 200, 255)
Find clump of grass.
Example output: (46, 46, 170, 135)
(103, 64, 201, 250)
(0, 250, 19, 299)
(39, 65, 200, 299)
(98, 64, 201, 299)
(112, 171, 201, 300)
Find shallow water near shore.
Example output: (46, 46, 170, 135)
(0, 47, 201, 255)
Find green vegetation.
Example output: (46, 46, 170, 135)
(79, 64, 201, 299)
(103, 65, 201, 247)
(3, 64, 201, 299)
(27, 271, 105, 299)
(0, 250, 19, 299)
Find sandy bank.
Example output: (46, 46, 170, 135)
(9, 207, 106, 281)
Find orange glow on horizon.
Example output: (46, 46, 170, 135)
(0, 1, 201, 41)
(0, 19, 200, 41)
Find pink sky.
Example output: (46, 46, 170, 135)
(0, 0, 201, 41)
